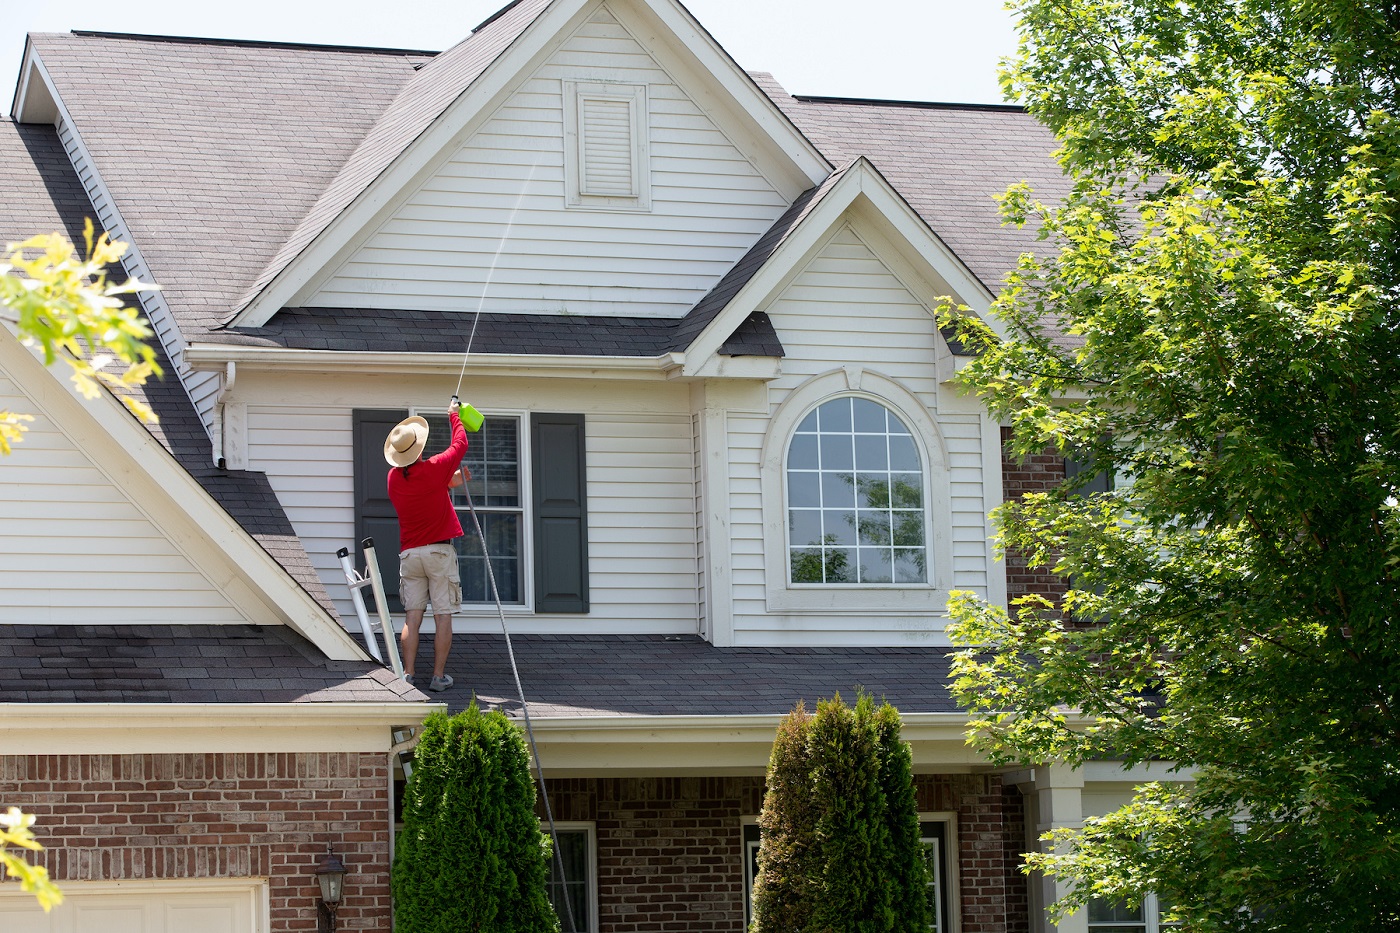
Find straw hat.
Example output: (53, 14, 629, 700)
(384, 415, 430, 467)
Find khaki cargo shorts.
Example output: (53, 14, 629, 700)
(398, 542, 462, 614)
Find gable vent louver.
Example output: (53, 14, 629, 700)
(564, 80, 651, 211)
(581, 96, 636, 196)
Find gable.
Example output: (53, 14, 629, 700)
(0, 328, 367, 658)
(0, 369, 251, 624)
(298, 3, 795, 318)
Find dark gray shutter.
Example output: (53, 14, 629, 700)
(531, 412, 589, 613)
(353, 409, 407, 612)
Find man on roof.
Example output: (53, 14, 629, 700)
(383, 397, 469, 692)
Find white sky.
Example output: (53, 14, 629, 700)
(3, 0, 1020, 114)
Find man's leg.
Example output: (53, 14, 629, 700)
(400, 610, 425, 677)
(431, 612, 453, 679)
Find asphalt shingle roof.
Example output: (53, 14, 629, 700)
(26, 31, 429, 340)
(236, 0, 551, 315)
(0, 624, 422, 703)
(0, 119, 339, 618)
(413, 634, 959, 718)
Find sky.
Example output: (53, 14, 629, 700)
(2, 0, 1020, 115)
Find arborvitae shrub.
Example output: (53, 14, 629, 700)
(393, 705, 558, 933)
(752, 702, 816, 933)
(751, 693, 929, 933)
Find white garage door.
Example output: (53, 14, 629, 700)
(0, 880, 267, 933)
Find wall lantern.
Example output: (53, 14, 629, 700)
(314, 844, 348, 932)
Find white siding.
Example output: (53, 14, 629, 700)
(726, 225, 993, 645)
(309, 6, 789, 316)
(245, 401, 700, 634)
(0, 373, 246, 624)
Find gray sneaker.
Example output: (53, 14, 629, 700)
(428, 674, 454, 692)
(403, 673, 416, 686)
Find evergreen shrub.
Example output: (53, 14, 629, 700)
(393, 705, 558, 933)
(751, 693, 929, 933)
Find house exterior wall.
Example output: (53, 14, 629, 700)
(0, 371, 247, 626)
(308, 5, 790, 318)
(236, 373, 701, 633)
(542, 773, 1029, 933)
(724, 224, 995, 646)
(1, 752, 391, 932)
(999, 427, 1068, 612)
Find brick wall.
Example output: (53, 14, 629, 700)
(914, 774, 1029, 933)
(546, 776, 762, 933)
(1001, 426, 1069, 611)
(1, 752, 391, 932)
(543, 774, 1029, 933)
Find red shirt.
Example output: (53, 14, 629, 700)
(387, 410, 469, 551)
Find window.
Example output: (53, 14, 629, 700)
(787, 396, 926, 584)
(546, 825, 597, 933)
(742, 822, 761, 927)
(920, 820, 952, 933)
(563, 80, 651, 211)
(1088, 895, 1178, 933)
(351, 409, 589, 615)
(426, 413, 523, 604)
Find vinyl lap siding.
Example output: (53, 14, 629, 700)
(246, 406, 699, 633)
(727, 226, 991, 645)
(309, 7, 788, 316)
(0, 374, 245, 624)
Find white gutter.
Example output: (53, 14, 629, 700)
(185, 344, 689, 380)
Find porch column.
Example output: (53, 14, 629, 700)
(1032, 763, 1087, 933)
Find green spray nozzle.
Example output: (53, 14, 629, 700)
(457, 402, 484, 433)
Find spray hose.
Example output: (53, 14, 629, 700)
(458, 462, 580, 933)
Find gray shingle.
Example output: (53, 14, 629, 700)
(0, 625, 425, 704)
(409, 634, 959, 718)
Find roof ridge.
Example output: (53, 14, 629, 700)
(66, 29, 438, 57)
(792, 94, 1025, 114)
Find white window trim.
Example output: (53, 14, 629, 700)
(548, 821, 599, 933)
(761, 368, 953, 612)
(740, 815, 761, 928)
(920, 810, 960, 933)
(563, 79, 651, 212)
(413, 406, 535, 613)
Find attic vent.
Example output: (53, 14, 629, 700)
(564, 80, 651, 211)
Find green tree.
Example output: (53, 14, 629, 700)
(1, 808, 62, 911)
(940, 1, 1400, 929)
(393, 705, 557, 933)
(1, 221, 160, 453)
(752, 694, 929, 933)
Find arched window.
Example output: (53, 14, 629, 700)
(786, 396, 926, 584)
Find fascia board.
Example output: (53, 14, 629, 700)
(186, 344, 691, 380)
(1, 702, 440, 754)
(619, 0, 830, 196)
(233, 0, 597, 327)
(0, 328, 366, 661)
(519, 712, 989, 775)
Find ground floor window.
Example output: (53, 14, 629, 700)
(1088, 895, 1177, 933)
(546, 824, 596, 933)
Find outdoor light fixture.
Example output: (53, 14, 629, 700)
(314, 844, 347, 933)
